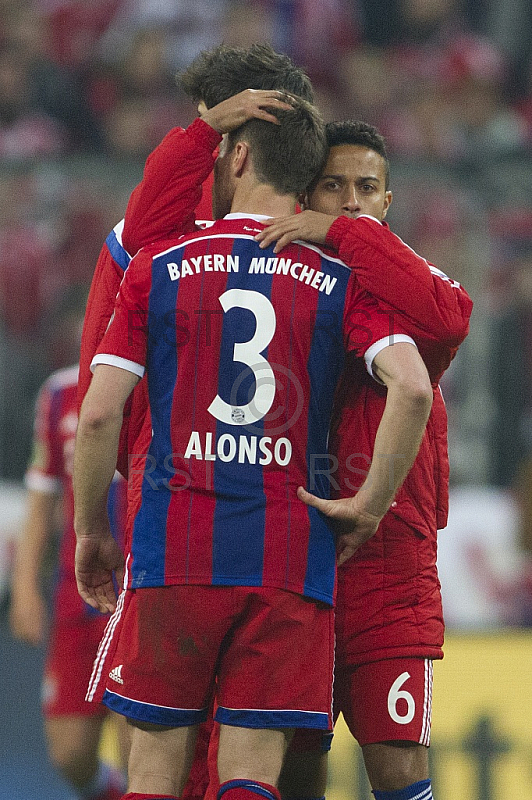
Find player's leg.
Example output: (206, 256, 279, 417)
(43, 617, 126, 799)
(362, 741, 430, 795)
(338, 658, 435, 799)
(45, 714, 103, 787)
(126, 720, 199, 796)
(277, 729, 329, 800)
(278, 751, 327, 799)
(182, 715, 214, 800)
(218, 724, 292, 784)
(91, 586, 237, 797)
(215, 588, 334, 800)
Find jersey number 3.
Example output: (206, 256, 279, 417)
(208, 289, 277, 425)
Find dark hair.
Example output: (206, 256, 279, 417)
(177, 43, 314, 108)
(325, 120, 390, 188)
(227, 96, 326, 195)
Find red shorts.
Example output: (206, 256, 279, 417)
(89, 585, 334, 731)
(334, 657, 434, 746)
(42, 615, 109, 717)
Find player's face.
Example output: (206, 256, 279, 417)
(304, 144, 392, 221)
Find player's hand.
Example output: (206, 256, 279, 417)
(297, 486, 382, 565)
(255, 211, 338, 253)
(75, 532, 125, 614)
(200, 89, 295, 134)
(9, 586, 47, 645)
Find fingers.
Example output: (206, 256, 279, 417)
(77, 583, 101, 611)
(77, 579, 116, 614)
(255, 219, 299, 251)
(297, 485, 326, 510)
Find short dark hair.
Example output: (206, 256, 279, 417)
(177, 43, 314, 108)
(227, 97, 326, 195)
(325, 120, 390, 188)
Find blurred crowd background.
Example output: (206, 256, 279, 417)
(0, 0, 532, 626)
(0, 3, 532, 797)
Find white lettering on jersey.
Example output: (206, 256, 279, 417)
(248, 257, 337, 294)
(183, 431, 292, 466)
(167, 254, 240, 280)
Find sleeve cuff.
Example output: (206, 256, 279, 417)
(189, 117, 223, 150)
(91, 354, 145, 378)
(364, 334, 417, 382)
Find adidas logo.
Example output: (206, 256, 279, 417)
(109, 664, 124, 684)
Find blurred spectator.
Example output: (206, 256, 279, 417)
(97, 0, 229, 73)
(0, 42, 67, 158)
(2, 3, 105, 151)
(265, 0, 359, 111)
(40, 0, 123, 71)
(89, 26, 192, 157)
(489, 251, 532, 487)
(442, 35, 528, 164)
(0, 170, 56, 336)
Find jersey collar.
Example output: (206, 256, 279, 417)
(223, 213, 273, 221)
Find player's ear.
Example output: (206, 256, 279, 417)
(382, 190, 393, 218)
(232, 141, 250, 178)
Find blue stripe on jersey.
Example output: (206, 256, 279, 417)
(303, 259, 352, 600)
(105, 227, 131, 271)
(215, 705, 330, 730)
(129, 255, 180, 586)
(102, 689, 208, 726)
(211, 237, 272, 585)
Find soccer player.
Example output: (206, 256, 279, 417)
(255, 120, 473, 800)
(9, 291, 128, 800)
(77, 43, 319, 800)
(73, 96, 433, 800)
(78, 42, 315, 430)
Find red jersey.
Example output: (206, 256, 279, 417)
(325, 213, 473, 533)
(26, 366, 127, 623)
(93, 215, 414, 605)
(323, 215, 472, 664)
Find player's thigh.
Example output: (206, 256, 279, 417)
(216, 588, 334, 732)
(335, 658, 434, 747)
(101, 586, 237, 726)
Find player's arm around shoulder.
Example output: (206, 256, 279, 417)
(326, 214, 473, 346)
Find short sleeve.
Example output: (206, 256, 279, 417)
(344, 282, 417, 381)
(25, 381, 63, 493)
(92, 249, 153, 377)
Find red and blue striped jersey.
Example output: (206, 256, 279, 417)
(94, 214, 412, 605)
(26, 365, 127, 621)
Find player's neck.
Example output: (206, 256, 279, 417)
(230, 182, 296, 218)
